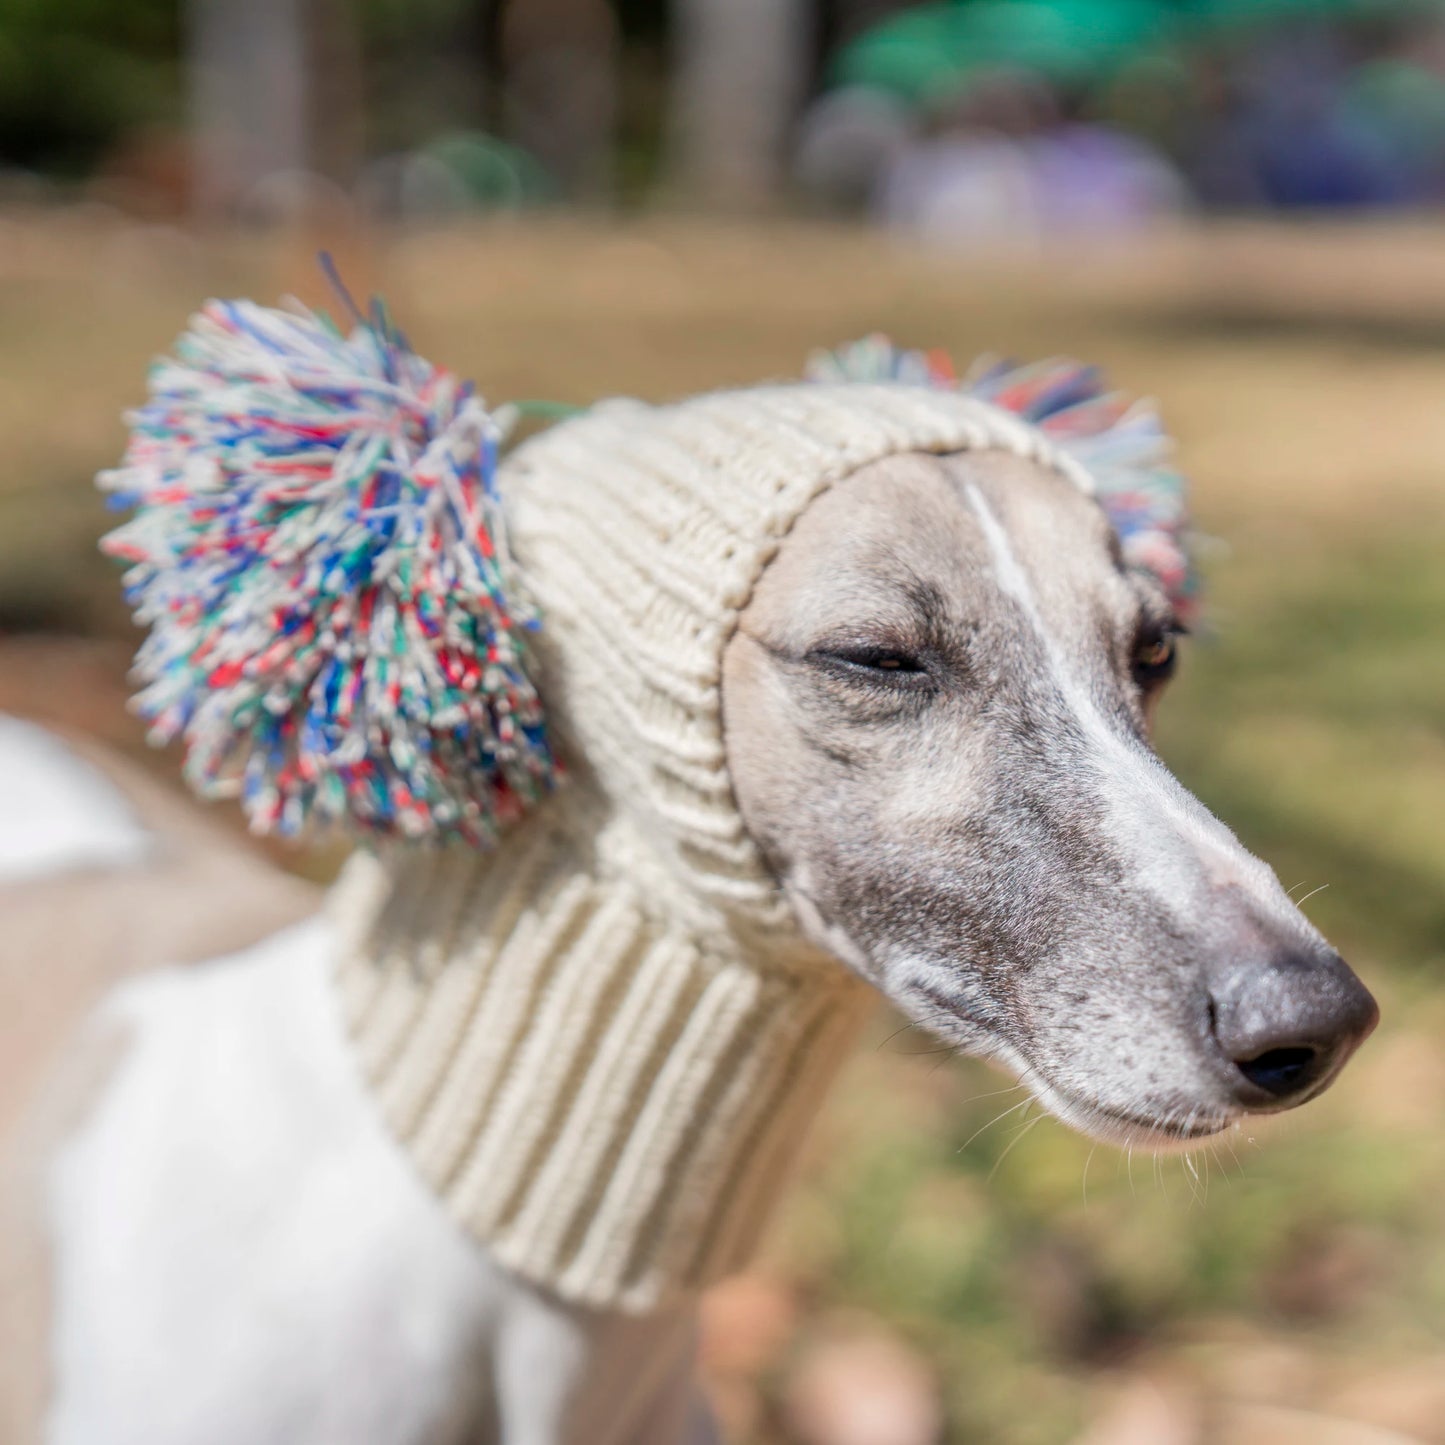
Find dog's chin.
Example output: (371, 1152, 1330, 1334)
(968, 1038, 1240, 1152)
(922, 1021, 1241, 1152)
(1034, 1085, 1239, 1153)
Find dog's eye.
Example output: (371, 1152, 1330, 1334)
(856, 651, 922, 672)
(1132, 631, 1179, 686)
(810, 646, 930, 682)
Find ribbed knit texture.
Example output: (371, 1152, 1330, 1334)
(336, 383, 1085, 1312)
(334, 831, 872, 1311)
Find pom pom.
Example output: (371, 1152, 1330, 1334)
(805, 336, 1197, 620)
(803, 332, 957, 389)
(99, 294, 557, 844)
(964, 354, 1196, 621)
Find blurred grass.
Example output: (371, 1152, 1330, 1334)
(5, 211, 1445, 1443)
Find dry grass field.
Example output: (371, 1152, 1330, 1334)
(4, 210, 1445, 1443)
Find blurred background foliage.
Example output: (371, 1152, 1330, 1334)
(5, 1, 1445, 1443)
(13, 0, 1445, 218)
(0, 0, 180, 175)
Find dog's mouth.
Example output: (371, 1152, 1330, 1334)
(902, 998, 1247, 1150)
(1026, 1074, 1240, 1150)
(914, 1018, 1241, 1149)
(966, 1035, 1242, 1150)
(1068, 1098, 1237, 1147)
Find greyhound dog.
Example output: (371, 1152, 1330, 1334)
(35, 405, 1375, 1443)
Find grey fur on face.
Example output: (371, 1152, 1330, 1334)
(722, 450, 1376, 1148)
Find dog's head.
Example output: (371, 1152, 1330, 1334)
(723, 448, 1377, 1147)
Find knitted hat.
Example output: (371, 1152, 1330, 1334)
(333, 382, 1089, 1311)
(103, 307, 1187, 1312)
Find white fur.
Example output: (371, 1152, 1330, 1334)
(0, 716, 151, 883)
(963, 486, 1300, 926)
(47, 920, 715, 1445)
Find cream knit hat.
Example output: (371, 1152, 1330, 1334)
(104, 305, 1187, 1312)
(332, 382, 1089, 1312)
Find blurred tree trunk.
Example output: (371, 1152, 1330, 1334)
(306, 0, 363, 196)
(188, 0, 307, 217)
(187, 0, 360, 219)
(501, 0, 618, 202)
(669, 0, 812, 207)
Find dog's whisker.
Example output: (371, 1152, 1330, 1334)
(958, 1095, 1033, 1153)
(1224, 1134, 1246, 1176)
(987, 1112, 1044, 1183)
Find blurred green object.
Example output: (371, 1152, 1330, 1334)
(422, 132, 555, 210)
(833, 0, 1445, 110)
(1175, 0, 1435, 31)
(832, 0, 1170, 104)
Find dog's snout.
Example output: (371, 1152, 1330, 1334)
(1207, 948, 1378, 1109)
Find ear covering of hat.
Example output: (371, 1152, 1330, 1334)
(332, 381, 1093, 1312)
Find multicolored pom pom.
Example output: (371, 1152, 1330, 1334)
(805, 336, 1197, 620)
(99, 294, 556, 845)
(803, 332, 959, 390)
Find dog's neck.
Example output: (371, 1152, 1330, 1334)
(330, 793, 871, 1313)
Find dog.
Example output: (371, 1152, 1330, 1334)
(22, 366, 1377, 1444)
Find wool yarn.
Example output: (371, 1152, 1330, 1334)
(331, 379, 1099, 1311)
(101, 289, 1199, 1311)
(100, 290, 1195, 853)
(807, 335, 1196, 620)
(99, 297, 555, 845)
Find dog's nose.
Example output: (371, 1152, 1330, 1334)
(1208, 947, 1378, 1109)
